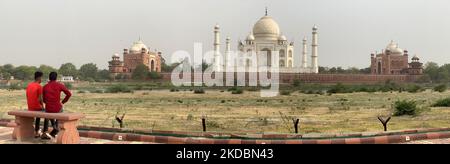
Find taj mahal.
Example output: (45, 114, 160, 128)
(212, 9, 319, 74)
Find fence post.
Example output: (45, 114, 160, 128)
(202, 115, 206, 132)
(377, 116, 391, 132)
(293, 118, 300, 134)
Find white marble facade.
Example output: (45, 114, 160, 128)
(213, 9, 319, 73)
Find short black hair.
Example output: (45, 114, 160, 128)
(34, 71, 43, 80)
(49, 72, 58, 81)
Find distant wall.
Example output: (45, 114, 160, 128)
(158, 72, 422, 85)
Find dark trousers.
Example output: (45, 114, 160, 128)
(34, 118, 41, 132)
(43, 119, 59, 133)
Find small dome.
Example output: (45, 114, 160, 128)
(253, 16, 280, 40)
(412, 55, 420, 60)
(214, 24, 220, 30)
(303, 37, 307, 42)
(130, 39, 149, 53)
(246, 33, 255, 41)
(112, 53, 120, 58)
(385, 40, 403, 55)
(278, 35, 287, 41)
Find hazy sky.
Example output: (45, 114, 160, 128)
(1, 0, 449, 69)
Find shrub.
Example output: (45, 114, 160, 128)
(148, 72, 162, 79)
(92, 90, 104, 93)
(328, 83, 352, 93)
(280, 90, 291, 96)
(292, 79, 301, 87)
(432, 97, 450, 107)
(407, 85, 424, 93)
(8, 83, 23, 91)
(227, 87, 238, 92)
(63, 82, 73, 89)
(133, 85, 144, 90)
(231, 88, 243, 94)
(77, 90, 86, 94)
(393, 100, 418, 116)
(434, 84, 447, 93)
(106, 84, 132, 93)
(194, 88, 205, 94)
(170, 88, 179, 92)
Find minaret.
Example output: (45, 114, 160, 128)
(225, 36, 231, 71)
(311, 25, 319, 73)
(214, 24, 221, 72)
(302, 37, 308, 68)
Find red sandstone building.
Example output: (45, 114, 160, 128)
(370, 41, 423, 75)
(109, 39, 162, 79)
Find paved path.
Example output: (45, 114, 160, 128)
(0, 126, 153, 144)
(401, 138, 450, 144)
(3, 126, 450, 144)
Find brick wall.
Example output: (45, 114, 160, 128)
(158, 72, 422, 85)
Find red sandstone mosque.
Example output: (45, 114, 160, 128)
(108, 39, 163, 78)
(370, 40, 423, 75)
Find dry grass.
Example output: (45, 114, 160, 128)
(1, 88, 450, 134)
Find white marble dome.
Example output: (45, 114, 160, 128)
(246, 33, 255, 40)
(130, 39, 149, 53)
(385, 40, 403, 55)
(112, 53, 120, 58)
(252, 16, 280, 40)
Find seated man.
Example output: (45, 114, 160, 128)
(42, 72, 72, 139)
(25, 71, 44, 138)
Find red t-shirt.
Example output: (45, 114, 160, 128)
(26, 82, 43, 111)
(43, 81, 72, 113)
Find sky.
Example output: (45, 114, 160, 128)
(0, 0, 449, 69)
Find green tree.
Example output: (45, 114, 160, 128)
(424, 62, 440, 82)
(13, 65, 37, 80)
(359, 67, 371, 74)
(38, 65, 57, 80)
(161, 62, 180, 73)
(318, 66, 327, 73)
(79, 63, 98, 80)
(132, 64, 149, 80)
(59, 63, 78, 77)
(2, 64, 14, 74)
(97, 69, 111, 81)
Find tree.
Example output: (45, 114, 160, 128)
(424, 62, 440, 82)
(38, 65, 57, 80)
(161, 62, 180, 73)
(79, 63, 98, 80)
(59, 63, 78, 77)
(132, 64, 149, 80)
(13, 65, 37, 80)
(318, 66, 326, 73)
(97, 69, 110, 81)
(359, 67, 371, 74)
(2, 64, 14, 73)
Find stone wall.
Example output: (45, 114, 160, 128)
(158, 72, 422, 85)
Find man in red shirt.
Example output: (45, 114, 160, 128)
(26, 71, 44, 138)
(42, 72, 72, 139)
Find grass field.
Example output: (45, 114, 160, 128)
(1, 83, 450, 134)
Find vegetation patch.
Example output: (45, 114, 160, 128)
(393, 100, 419, 116)
(433, 97, 450, 107)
